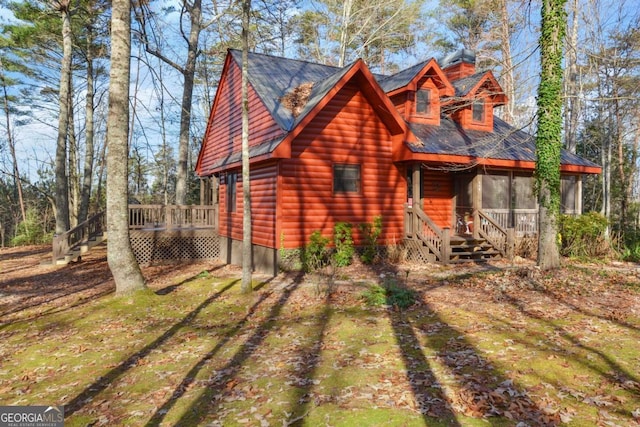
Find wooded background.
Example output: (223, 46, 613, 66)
(0, 0, 638, 257)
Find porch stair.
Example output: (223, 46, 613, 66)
(54, 233, 107, 265)
(449, 235, 501, 263)
(52, 212, 106, 266)
(404, 204, 510, 264)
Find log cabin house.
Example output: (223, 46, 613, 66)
(195, 49, 601, 275)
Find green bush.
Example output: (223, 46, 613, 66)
(559, 212, 610, 258)
(303, 230, 331, 272)
(11, 208, 51, 246)
(362, 278, 416, 310)
(360, 215, 383, 264)
(333, 222, 354, 267)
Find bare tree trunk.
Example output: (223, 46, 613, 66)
(68, 91, 79, 227)
(79, 28, 96, 224)
(563, 0, 580, 153)
(93, 136, 107, 213)
(54, 2, 72, 235)
(1, 61, 26, 223)
(338, 0, 353, 68)
(498, 0, 515, 124)
(107, 0, 146, 294)
(241, 0, 253, 293)
(175, 0, 203, 205)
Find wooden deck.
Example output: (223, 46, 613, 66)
(53, 205, 220, 265)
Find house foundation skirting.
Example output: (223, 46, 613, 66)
(130, 228, 220, 265)
(219, 236, 278, 276)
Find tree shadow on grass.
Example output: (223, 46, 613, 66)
(64, 279, 238, 417)
(154, 264, 231, 295)
(281, 282, 332, 425)
(144, 276, 283, 426)
(381, 265, 562, 425)
(162, 273, 307, 426)
(500, 292, 640, 396)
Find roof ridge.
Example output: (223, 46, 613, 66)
(229, 49, 342, 71)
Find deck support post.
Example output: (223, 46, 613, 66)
(412, 164, 422, 209)
(442, 227, 451, 264)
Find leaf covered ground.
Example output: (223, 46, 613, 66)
(1, 244, 639, 426)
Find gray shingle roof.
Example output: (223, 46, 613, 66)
(229, 50, 342, 131)
(409, 117, 600, 168)
(450, 72, 487, 97)
(377, 60, 431, 93)
(223, 50, 598, 170)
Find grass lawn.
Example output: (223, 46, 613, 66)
(1, 245, 639, 426)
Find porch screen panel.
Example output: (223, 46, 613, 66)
(482, 174, 509, 209)
(512, 175, 536, 209)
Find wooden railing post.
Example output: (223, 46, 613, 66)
(506, 228, 516, 260)
(441, 227, 450, 264)
(473, 209, 480, 239)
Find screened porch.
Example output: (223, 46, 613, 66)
(455, 171, 582, 237)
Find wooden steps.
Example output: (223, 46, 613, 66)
(449, 235, 501, 263)
(54, 232, 107, 265)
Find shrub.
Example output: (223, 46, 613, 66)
(11, 208, 51, 246)
(333, 222, 354, 267)
(559, 212, 611, 258)
(362, 276, 416, 310)
(360, 215, 383, 264)
(303, 230, 331, 272)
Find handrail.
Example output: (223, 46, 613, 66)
(52, 211, 105, 262)
(128, 204, 218, 230)
(476, 209, 508, 256)
(405, 204, 449, 262)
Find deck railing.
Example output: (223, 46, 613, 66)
(482, 208, 538, 236)
(128, 204, 218, 230)
(52, 211, 106, 262)
(405, 204, 450, 262)
(475, 209, 511, 257)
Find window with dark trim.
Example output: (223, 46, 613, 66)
(416, 89, 431, 115)
(333, 164, 361, 194)
(227, 172, 237, 212)
(472, 99, 485, 122)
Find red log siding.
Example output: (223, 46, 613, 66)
(443, 62, 476, 81)
(197, 60, 285, 174)
(452, 93, 493, 132)
(390, 93, 407, 117)
(421, 171, 453, 229)
(218, 163, 278, 248)
(278, 81, 406, 249)
(409, 78, 440, 126)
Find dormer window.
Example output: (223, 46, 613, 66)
(416, 89, 431, 115)
(472, 99, 485, 122)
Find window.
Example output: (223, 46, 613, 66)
(416, 89, 431, 115)
(227, 172, 237, 212)
(334, 164, 361, 194)
(472, 99, 485, 122)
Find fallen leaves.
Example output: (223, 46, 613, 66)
(1, 251, 640, 425)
